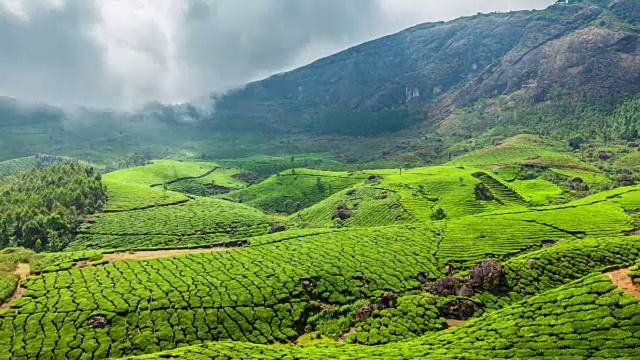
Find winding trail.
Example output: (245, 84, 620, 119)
(100, 247, 234, 262)
(1, 263, 31, 309)
(149, 167, 219, 188)
(606, 268, 640, 299)
(3, 248, 237, 309)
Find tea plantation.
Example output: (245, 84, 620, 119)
(1, 137, 640, 359)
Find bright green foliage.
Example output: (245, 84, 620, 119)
(29, 250, 104, 274)
(4, 209, 636, 358)
(371, 166, 526, 221)
(0, 224, 445, 357)
(67, 234, 243, 251)
(102, 180, 190, 211)
(628, 262, 640, 285)
(217, 154, 346, 179)
(346, 294, 446, 345)
(448, 134, 598, 171)
(507, 179, 563, 205)
(615, 151, 640, 170)
(550, 167, 610, 187)
(0, 248, 34, 303)
(0, 164, 107, 251)
(104, 160, 218, 186)
(483, 236, 640, 305)
(166, 168, 247, 197)
(68, 197, 278, 250)
(224, 169, 366, 214)
(0, 272, 18, 304)
(0, 149, 639, 359)
(296, 187, 414, 228)
(0, 154, 81, 178)
(439, 216, 572, 265)
(116, 274, 640, 359)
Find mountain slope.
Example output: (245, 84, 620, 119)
(207, 0, 639, 136)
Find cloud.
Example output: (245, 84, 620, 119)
(0, 0, 554, 109)
(0, 0, 120, 108)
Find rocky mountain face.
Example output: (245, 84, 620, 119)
(206, 0, 639, 135)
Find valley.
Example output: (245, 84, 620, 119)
(0, 134, 639, 359)
(0, 1, 638, 359)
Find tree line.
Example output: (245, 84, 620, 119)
(0, 164, 107, 251)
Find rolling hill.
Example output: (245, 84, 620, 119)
(0, 137, 639, 359)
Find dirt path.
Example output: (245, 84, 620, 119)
(446, 319, 467, 328)
(1, 263, 31, 309)
(149, 167, 219, 188)
(606, 268, 640, 299)
(100, 247, 234, 262)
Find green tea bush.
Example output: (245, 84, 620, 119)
(297, 187, 415, 228)
(0, 157, 36, 177)
(116, 274, 640, 359)
(0, 224, 444, 357)
(477, 236, 640, 308)
(345, 294, 446, 345)
(102, 180, 189, 212)
(69, 197, 279, 250)
(224, 169, 365, 214)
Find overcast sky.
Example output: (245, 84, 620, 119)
(0, 0, 553, 109)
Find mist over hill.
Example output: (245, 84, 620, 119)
(0, 0, 638, 163)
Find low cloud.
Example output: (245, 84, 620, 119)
(0, 0, 553, 109)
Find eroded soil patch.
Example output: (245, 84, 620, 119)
(446, 319, 467, 328)
(606, 268, 640, 299)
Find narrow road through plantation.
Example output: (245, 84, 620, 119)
(606, 268, 640, 299)
(100, 247, 235, 262)
(1, 263, 31, 309)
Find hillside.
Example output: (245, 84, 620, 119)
(207, 0, 639, 137)
(0, 1, 638, 165)
(1, 0, 640, 358)
(0, 139, 639, 359)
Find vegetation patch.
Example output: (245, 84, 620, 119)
(223, 169, 366, 214)
(0, 164, 107, 251)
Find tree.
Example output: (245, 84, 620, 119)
(315, 177, 325, 192)
(431, 207, 447, 220)
(568, 136, 586, 150)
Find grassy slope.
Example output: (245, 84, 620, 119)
(68, 196, 281, 251)
(222, 169, 367, 214)
(123, 257, 640, 359)
(615, 151, 640, 170)
(2, 137, 638, 359)
(102, 180, 190, 211)
(104, 160, 219, 186)
(447, 134, 599, 171)
(70, 161, 275, 250)
(1, 187, 636, 358)
(0, 157, 36, 177)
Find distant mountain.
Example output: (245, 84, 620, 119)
(206, 0, 639, 136)
(0, 0, 638, 163)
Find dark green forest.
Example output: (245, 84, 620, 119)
(0, 164, 107, 251)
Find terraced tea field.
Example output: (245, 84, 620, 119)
(222, 169, 367, 215)
(1, 135, 639, 359)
